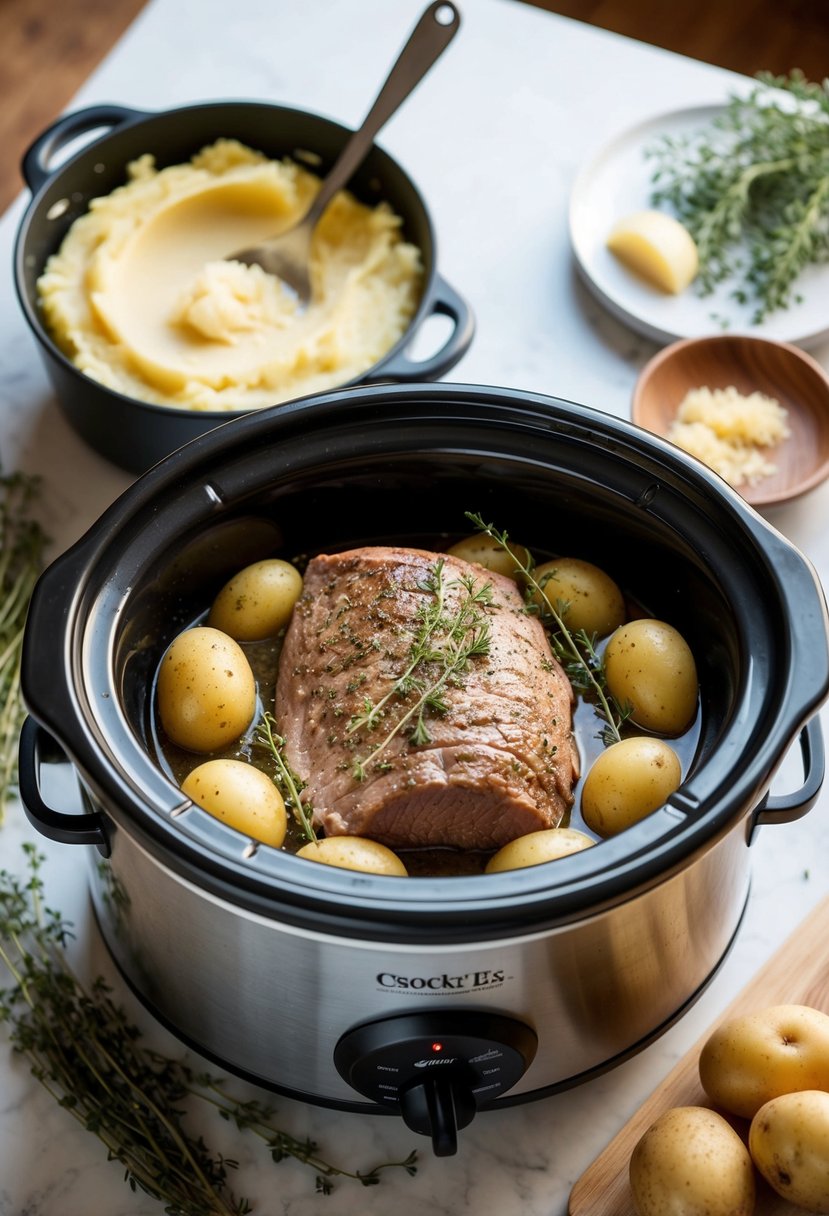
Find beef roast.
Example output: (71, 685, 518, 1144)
(275, 546, 578, 851)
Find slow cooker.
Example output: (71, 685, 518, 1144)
(19, 385, 829, 1156)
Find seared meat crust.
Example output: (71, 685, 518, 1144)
(275, 546, 578, 851)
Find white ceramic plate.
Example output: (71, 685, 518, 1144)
(569, 103, 829, 348)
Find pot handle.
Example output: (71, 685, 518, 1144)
(751, 717, 825, 832)
(365, 274, 475, 382)
(17, 716, 110, 855)
(21, 103, 149, 195)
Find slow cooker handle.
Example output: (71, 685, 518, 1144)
(751, 717, 825, 833)
(17, 717, 110, 854)
(21, 104, 150, 195)
(367, 274, 475, 382)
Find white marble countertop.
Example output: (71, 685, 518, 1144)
(2, 1, 829, 1212)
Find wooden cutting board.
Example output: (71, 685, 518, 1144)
(569, 894, 829, 1216)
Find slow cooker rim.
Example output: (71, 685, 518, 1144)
(13, 97, 440, 422)
(21, 383, 829, 939)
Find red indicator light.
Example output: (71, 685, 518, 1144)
(431, 1042, 443, 1052)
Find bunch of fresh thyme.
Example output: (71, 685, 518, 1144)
(348, 558, 493, 780)
(0, 846, 416, 1212)
(647, 70, 829, 322)
(465, 513, 629, 747)
(0, 470, 48, 823)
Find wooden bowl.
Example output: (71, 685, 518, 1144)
(631, 334, 829, 507)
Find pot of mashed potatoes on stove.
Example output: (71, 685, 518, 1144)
(15, 101, 474, 472)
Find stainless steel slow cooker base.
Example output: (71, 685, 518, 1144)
(90, 867, 748, 1118)
(86, 810, 751, 1108)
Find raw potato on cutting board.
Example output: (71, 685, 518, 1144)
(568, 894, 829, 1216)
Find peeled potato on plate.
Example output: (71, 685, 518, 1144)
(607, 209, 698, 294)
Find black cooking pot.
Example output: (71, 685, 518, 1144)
(13, 101, 474, 473)
(18, 385, 829, 1153)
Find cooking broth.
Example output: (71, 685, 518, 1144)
(149, 540, 701, 877)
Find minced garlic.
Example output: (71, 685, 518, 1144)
(667, 385, 789, 488)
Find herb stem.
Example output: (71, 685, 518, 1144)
(0, 470, 48, 824)
(647, 71, 829, 321)
(0, 847, 415, 1212)
(196, 1081, 417, 1190)
(350, 560, 492, 779)
(465, 513, 627, 745)
(253, 712, 316, 842)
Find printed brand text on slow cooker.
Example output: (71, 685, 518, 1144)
(377, 969, 505, 990)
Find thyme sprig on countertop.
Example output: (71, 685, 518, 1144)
(350, 558, 493, 780)
(0, 470, 48, 823)
(199, 1084, 416, 1194)
(253, 712, 317, 842)
(466, 513, 630, 746)
(646, 70, 829, 323)
(0, 847, 416, 1213)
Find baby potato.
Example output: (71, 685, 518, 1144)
(447, 533, 529, 580)
(532, 557, 625, 637)
(297, 836, 408, 877)
(700, 1004, 829, 1119)
(157, 625, 255, 752)
(604, 618, 698, 735)
(581, 736, 681, 836)
(630, 1106, 755, 1216)
(182, 759, 286, 848)
(750, 1090, 829, 1213)
(208, 558, 303, 641)
(485, 828, 595, 873)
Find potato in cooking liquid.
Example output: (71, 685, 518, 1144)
(447, 533, 529, 580)
(531, 557, 625, 637)
(604, 618, 698, 734)
(581, 736, 681, 836)
(157, 625, 255, 752)
(485, 828, 594, 872)
(182, 758, 287, 847)
(296, 836, 408, 876)
(208, 558, 303, 641)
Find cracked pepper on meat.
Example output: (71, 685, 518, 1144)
(275, 547, 580, 852)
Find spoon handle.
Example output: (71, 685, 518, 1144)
(307, 1, 460, 224)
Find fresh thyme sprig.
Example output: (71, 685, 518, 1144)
(200, 1083, 417, 1194)
(0, 470, 48, 823)
(0, 846, 416, 1211)
(350, 558, 493, 780)
(253, 712, 317, 842)
(646, 70, 829, 323)
(465, 513, 629, 746)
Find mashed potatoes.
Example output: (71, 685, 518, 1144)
(38, 139, 423, 411)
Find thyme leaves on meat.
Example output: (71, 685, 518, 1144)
(350, 558, 493, 780)
(646, 70, 829, 323)
(0, 846, 416, 1213)
(252, 712, 317, 842)
(465, 513, 630, 746)
(0, 470, 48, 824)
